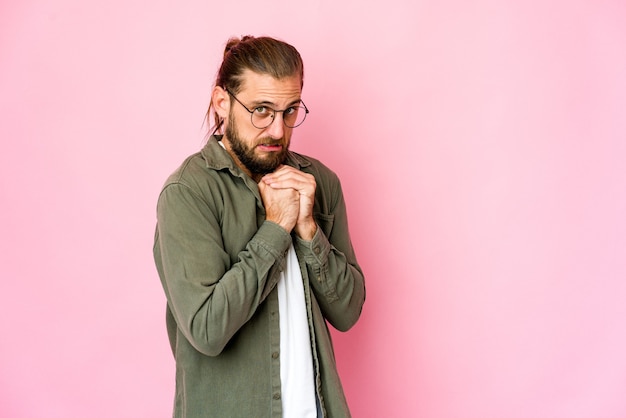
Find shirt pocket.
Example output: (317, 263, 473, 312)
(314, 212, 334, 237)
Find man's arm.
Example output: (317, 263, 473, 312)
(261, 166, 366, 331)
(295, 187, 365, 331)
(154, 181, 291, 356)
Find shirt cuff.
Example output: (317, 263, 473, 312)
(254, 220, 293, 259)
(294, 225, 331, 267)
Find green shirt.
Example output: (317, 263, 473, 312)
(153, 136, 366, 417)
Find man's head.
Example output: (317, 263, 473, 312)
(214, 36, 304, 101)
(209, 36, 306, 180)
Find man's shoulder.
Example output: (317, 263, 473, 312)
(162, 151, 206, 188)
(163, 138, 231, 185)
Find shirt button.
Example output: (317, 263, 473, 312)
(314, 247, 321, 254)
(272, 352, 279, 359)
(317, 276, 322, 282)
(273, 393, 281, 400)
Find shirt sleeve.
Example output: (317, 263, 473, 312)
(293, 175, 366, 332)
(154, 181, 292, 356)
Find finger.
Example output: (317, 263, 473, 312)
(262, 168, 315, 190)
(261, 166, 296, 183)
(267, 177, 315, 195)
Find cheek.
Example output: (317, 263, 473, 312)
(239, 126, 263, 147)
(283, 129, 294, 143)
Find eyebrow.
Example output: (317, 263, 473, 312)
(251, 98, 302, 108)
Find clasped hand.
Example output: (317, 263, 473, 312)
(258, 165, 317, 241)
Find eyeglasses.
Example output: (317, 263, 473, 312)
(226, 89, 309, 129)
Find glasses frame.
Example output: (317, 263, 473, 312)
(226, 88, 309, 129)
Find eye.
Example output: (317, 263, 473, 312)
(254, 106, 269, 115)
(284, 107, 297, 116)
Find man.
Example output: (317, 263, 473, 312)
(153, 35, 365, 418)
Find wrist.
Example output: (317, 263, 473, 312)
(295, 219, 317, 241)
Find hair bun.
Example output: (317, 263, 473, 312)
(224, 35, 254, 57)
(223, 38, 240, 57)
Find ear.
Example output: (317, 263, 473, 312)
(212, 86, 230, 119)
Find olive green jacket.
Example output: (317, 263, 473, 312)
(153, 136, 365, 417)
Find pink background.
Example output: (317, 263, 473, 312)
(2, 0, 625, 417)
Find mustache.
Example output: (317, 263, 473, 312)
(257, 138, 284, 145)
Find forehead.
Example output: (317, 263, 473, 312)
(237, 69, 302, 103)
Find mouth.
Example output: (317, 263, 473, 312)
(257, 142, 283, 152)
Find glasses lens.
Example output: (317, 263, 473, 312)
(283, 106, 307, 128)
(250, 105, 308, 128)
(251, 108, 274, 129)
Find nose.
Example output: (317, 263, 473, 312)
(265, 112, 285, 139)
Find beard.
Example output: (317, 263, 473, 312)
(225, 112, 289, 176)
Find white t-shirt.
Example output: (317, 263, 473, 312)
(277, 244, 317, 417)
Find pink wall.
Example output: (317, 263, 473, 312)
(2, 0, 625, 417)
